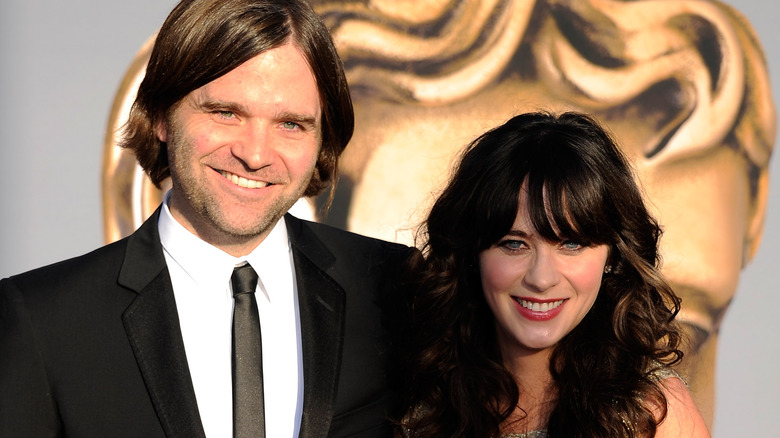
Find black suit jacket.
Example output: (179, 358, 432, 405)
(0, 210, 411, 437)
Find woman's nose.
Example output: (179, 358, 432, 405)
(523, 247, 561, 292)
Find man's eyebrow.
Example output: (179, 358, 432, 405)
(276, 110, 320, 128)
(195, 98, 319, 125)
(198, 98, 248, 112)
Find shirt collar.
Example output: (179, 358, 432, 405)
(157, 191, 292, 300)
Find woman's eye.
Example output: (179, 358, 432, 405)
(500, 240, 526, 251)
(561, 240, 584, 251)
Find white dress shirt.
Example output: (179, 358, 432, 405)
(158, 194, 304, 437)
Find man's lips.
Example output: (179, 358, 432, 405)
(218, 170, 270, 189)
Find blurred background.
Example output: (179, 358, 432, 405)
(0, 1, 776, 435)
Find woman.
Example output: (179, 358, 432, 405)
(394, 112, 709, 437)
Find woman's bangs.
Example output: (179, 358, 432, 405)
(527, 166, 611, 245)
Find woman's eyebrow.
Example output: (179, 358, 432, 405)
(504, 229, 530, 238)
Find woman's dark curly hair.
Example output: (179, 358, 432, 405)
(393, 112, 683, 437)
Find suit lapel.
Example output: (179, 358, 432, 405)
(117, 211, 346, 437)
(119, 209, 206, 438)
(286, 215, 346, 438)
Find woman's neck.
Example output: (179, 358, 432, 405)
(500, 348, 556, 434)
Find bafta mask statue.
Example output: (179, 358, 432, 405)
(104, 0, 775, 426)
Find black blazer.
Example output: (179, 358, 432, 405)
(0, 210, 411, 437)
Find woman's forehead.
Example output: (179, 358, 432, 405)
(515, 184, 586, 237)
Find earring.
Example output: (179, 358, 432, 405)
(604, 265, 613, 274)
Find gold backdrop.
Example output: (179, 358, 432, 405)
(103, 0, 776, 427)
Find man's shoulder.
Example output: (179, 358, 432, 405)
(2, 237, 131, 293)
(287, 214, 410, 253)
(3, 209, 164, 293)
(285, 215, 415, 277)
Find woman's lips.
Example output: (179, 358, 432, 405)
(512, 297, 566, 321)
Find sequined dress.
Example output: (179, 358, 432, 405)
(500, 431, 547, 438)
(497, 367, 684, 438)
(405, 366, 684, 438)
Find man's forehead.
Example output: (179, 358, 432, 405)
(187, 44, 321, 113)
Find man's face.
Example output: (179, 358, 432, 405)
(157, 43, 322, 256)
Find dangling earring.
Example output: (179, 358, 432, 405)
(604, 265, 613, 274)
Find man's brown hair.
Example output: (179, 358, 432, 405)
(121, 0, 354, 199)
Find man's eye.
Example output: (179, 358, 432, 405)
(216, 110, 235, 119)
(282, 121, 300, 130)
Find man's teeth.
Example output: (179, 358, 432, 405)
(517, 299, 564, 312)
(220, 171, 268, 188)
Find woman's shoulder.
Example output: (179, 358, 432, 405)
(648, 363, 686, 385)
(650, 365, 711, 437)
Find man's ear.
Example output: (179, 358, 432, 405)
(154, 120, 168, 143)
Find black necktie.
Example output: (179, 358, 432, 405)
(231, 263, 265, 438)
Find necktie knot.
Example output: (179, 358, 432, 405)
(232, 263, 258, 297)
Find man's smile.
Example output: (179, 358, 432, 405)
(218, 170, 271, 189)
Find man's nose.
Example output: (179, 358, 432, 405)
(523, 248, 561, 292)
(231, 122, 273, 170)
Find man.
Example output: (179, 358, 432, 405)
(0, 0, 410, 436)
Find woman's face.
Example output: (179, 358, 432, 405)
(479, 191, 610, 359)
